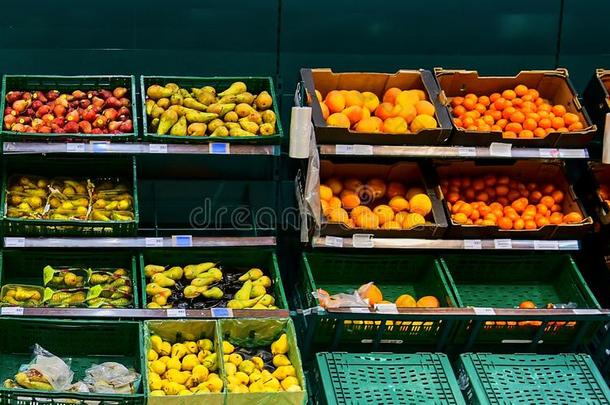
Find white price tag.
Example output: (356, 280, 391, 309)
(374, 303, 399, 314)
(572, 309, 602, 315)
(352, 234, 374, 248)
(209, 143, 230, 154)
(66, 143, 85, 153)
(534, 240, 558, 250)
(558, 149, 587, 158)
(349, 307, 370, 313)
(90, 141, 110, 153)
(464, 239, 482, 250)
(489, 142, 512, 157)
(538, 148, 560, 158)
(149, 144, 168, 154)
(559, 240, 579, 250)
(458, 147, 477, 157)
(494, 239, 512, 249)
(473, 307, 496, 315)
(335, 145, 354, 154)
(166, 308, 187, 317)
(145, 237, 164, 247)
(4, 237, 25, 248)
(171, 235, 193, 247)
(211, 308, 234, 318)
(324, 236, 343, 248)
(1, 307, 24, 315)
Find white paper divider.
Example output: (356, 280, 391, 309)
(558, 149, 587, 158)
(538, 148, 560, 158)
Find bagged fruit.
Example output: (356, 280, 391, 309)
(86, 284, 133, 308)
(0, 284, 44, 307)
(90, 209, 134, 222)
(3, 344, 73, 391)
(43, 266, 88, 289)
(43, 287, 89, 307)
(83, 362, 140, 394)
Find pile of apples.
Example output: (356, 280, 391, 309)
(3, 87, 133, 134)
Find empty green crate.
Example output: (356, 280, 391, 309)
(219, 318, 307, 405)
(1, 156, 139, 236)
(315, 352, 465, 405)
(141, 76, 283, 144)
(139, 248, 287, 310)
(441, 254, 601, 347)
(0, 249, 139, 308)
(0, 318, 145, 404)
(0, 75, 138, 142)
(299, 252, 457, 352)
(458, 353, 610, 404)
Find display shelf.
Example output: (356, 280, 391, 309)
(313, 236, 579, 250)
(3, 236, 276, 248)
(0, 307, 289, 318)
(3, 141, 279, 156)
(319, 144, 589, 159)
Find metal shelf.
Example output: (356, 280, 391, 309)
(0, 307, 288, 318)
(3, 142, 279, 156)
(319, 144, 589, 159)
(3, 236, 276, 248)
(314, 236, 579, 250)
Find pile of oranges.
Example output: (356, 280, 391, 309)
(449, 84, 585, 139)
(316, 87, 438, 134)
(440, 174, 584, 230)
(599, 184, 610, 209)
(320, 177, 433, 230)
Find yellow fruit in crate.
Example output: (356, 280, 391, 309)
(251, 356, 264, 370)
(222, 341, 235, 354)
(229, 353, 243, 366)
(403, 213, 426, 229)
(192, 365, 209, 383)
(197, 339, 213, 351)
(409, 194, 432, 216)
(158, 356, 170, 364)
(184, 341, 198, 354)
(281, 376, 300, 391)
(271, 333, 289, 355)
(148, 349, 158, 362)
(150, 390, 165, 396)
(395, 294, 417, 308)
(225, 362, 237, 375)
(373, 205, 394, 225)
(319, 185, 333, 201)
(149, 360, 166, 375)
(166, 357, 182, 371)
(405, 187, 425, 201)
(325, 178, 343, 195)
(235, 372, 250, 385)
(150, 335, 163, 353)
(417, 296, 440, 308)
(410, 114, 437, 132)
(182, 354, 199, 371)
(273, 354, 292, 367)
(272, 365, 296, 380)
(238, 360, 256, 375)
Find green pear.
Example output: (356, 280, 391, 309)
(157, 110, 179, 135)
(207, 118, 225, 133)
(145, 99, 156, 115)
(170, 93, 183, 106)
(210, 126, 229, 137)
(239, 118, 259, 134)
(183, 98, 207, 111)
(236, 92, 255, 104)
(151, 104, 165, 119)
(169, 116, 187, 136)
(185, 111, 218, 123)
(165, 83, 180, 92)
(192, 88, 216, 105)
(151, 117, 160, 132)
(218, 81, 247, 97)
(187, 123, 207, 136)
(206, 103, 235, 116)
(229, 127, 256, 137)
(147, 85, 173, 100)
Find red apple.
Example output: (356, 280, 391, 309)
(38, 125, 52, 133)
(72, 90, 86, 99)
(5, 91, 22, 104)
(66, 110, 80, 122)
(52, 117, 65, 127)
(11, 123, 25, 132)
(18, 116, 31, 125)
(87, 90, 98, 99)
(119, 119, 133, 132)
(23, 125, 34, 132)
(42, 113, 55, 124)
(92, 96, 105, 108)
(105, 97, 122, 109)
(83, 109, 97, 122)
(25, 108, 35, 117)
(54, 127, 66, 134)
(120, 97, 130, 107)
(36, 105, 51, 118)
(53, 104, 66, 117)
(69, 100, 79, 109)
(100, 89, 112, 99)
(79, 99, 91, 109)
(103, 108, 118, 121)
(78, 121, 92, 133)
(31, 100, 43, 110)
(4, 115, 16, 129)
(64, 121, 79, 133)
(33, 91, 47, 103)
(55, 97, 69, 108)
(21, 92, 32, 100)
(91, 128, 103, 134)
(47, 90, 60, 101)
(113, 87, 128, 98)
(93, 115, 108, 128)
(108, 120, 122, 131)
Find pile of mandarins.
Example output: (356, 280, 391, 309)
(316, 87, 438, 134)
(449, 84, 585, 139)
(599, 184, 610, 209)
(441, 174, 584, 229)
(320, 178, 433, 230)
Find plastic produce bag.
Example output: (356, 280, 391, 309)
(8, 345, 74, 391)
(83, 362, 140, 394)
(313, 288, 369, 309)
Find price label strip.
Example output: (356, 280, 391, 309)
(324, 236, 343, 248)
(489, 142, 512, 157)
(149, 144, 168, 154)
(534, 240, 558, 250)
(66, 143, 85, 153)
(211, 308, 233, 318)
(458, 147, 477, 157)
(558, 149, 588, 159)
(352, 234, 374, 248)
(374, 303, 399, 314)
(464, 239, 482, 250)
(335, 144, 373, 155)
(171, 235, 193, 247)
(473, 307, 496, 316)
(4, 237, 25, 248)
(349, 307, 370, 313)
(538, 148, 560, 158)
(1, 307, 24, 316)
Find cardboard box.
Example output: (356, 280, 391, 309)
(319, 160, 447, 238)
(435, 68, 597, 147)
(301, 68, 453, 145)
(584, 162, 610, 226)
(434, 160, 593, 239)
(583, 69, 610, 141)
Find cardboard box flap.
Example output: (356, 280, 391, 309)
(321, 160, 425, 185)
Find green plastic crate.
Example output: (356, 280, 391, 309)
(1, 156, 139, 236)
(458, 353, 610, 404)
(299, 252, 457, 351)
(315, 352, 465, 405)
(0, 75, 138, 142)
(139, 248, 287, 310)
(0, 249, 139, 308)
(141, 76, 283, 144)
(219, 318, 307, 405)
(441, 254, 601, 347)
(143, 320, 225, 405)
(0, 318, 145, 404)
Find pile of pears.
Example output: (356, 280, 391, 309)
(148, 334, 223, 396)
(144, 262, 278, 310)
(145, 81, 277, 137)
(6, 175, 134, 222)
(225, 333, 302, 393)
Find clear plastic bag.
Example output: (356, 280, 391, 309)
(83, 362, 140, 394)
(313, 288, 369, 309)
(16, 344, 74, 391)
